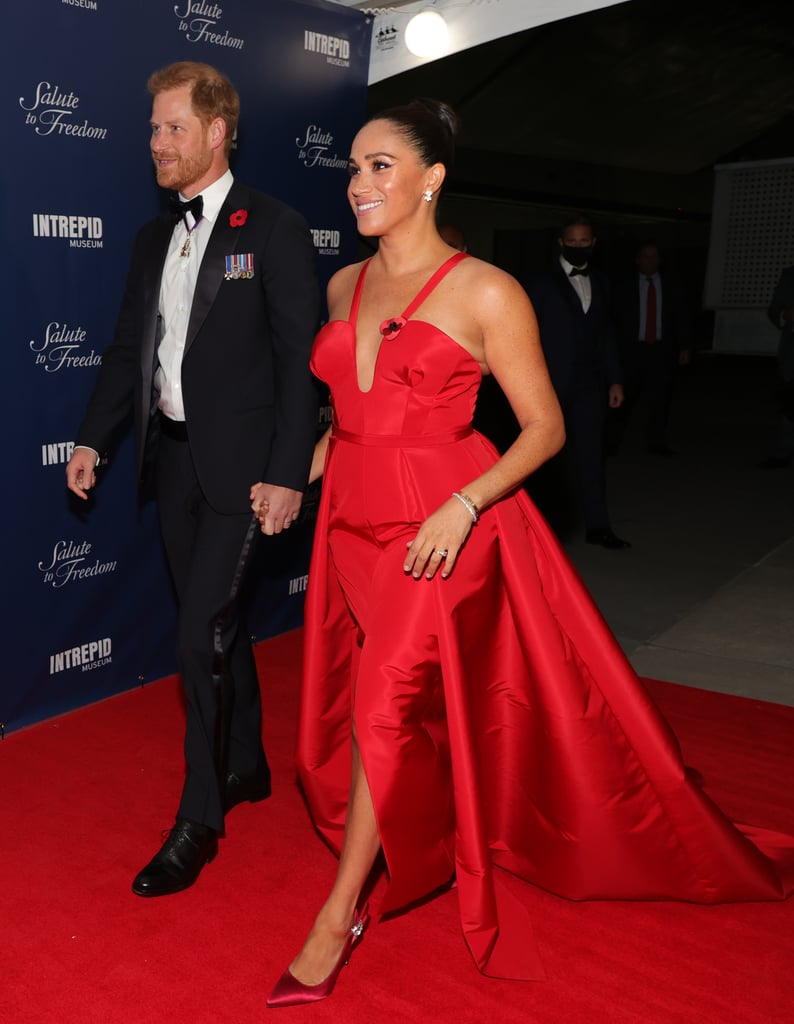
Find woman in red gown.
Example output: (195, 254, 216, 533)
(257, 100, 794, 1007)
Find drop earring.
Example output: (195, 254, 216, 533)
(423, 189, 433, 203)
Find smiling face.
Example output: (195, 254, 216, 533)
(347, 118, 444, 237)
(149, 84, 225, 197)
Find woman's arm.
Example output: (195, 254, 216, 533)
(461, 268, 565, 510)
(404, 265, 564, 580)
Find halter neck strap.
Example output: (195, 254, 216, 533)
(348, 251, 470, 328)
(348, 259, 372, 328)
(402, 252, 469, 320)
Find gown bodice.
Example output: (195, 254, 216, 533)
(311, 252, 481, 438)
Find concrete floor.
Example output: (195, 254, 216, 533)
(558, 354, 794, 706)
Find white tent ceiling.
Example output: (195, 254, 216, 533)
(328, 0, 630, 83)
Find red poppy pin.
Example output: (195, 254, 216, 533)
(230, 209, 248, 228)
(379, 315, 407, 341)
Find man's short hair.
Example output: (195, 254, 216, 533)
(559, 213, 594, 235)
(147, 61, 239, 155)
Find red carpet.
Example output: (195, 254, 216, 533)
(4, 629, 793, 1023)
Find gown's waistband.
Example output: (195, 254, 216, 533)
(332, 425, 473, 448)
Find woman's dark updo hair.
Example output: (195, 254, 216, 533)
(368, 98, 460, 171)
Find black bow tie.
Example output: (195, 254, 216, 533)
(569, 266, 589, 277)
(169, 194, 203, 227)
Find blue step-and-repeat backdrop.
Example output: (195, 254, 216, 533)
(3, 0, 372, 734)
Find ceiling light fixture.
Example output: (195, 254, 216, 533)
(404, 10, 449, 59)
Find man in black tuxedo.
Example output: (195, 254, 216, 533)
(523, 214, 630, 549)
(609, 241, 692, 456)
(66, 62, 320, 896)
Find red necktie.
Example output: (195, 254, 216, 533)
(644, 276, 657, 344)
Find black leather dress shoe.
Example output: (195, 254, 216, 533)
(648, 444, 676, 457)
(222, 770, 272, 814)
(585, 528, 632, 550)
(132, 818, 218, 897)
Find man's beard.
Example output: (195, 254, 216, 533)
(154, 146, 213, 193)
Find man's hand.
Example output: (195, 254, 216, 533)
(608, 383, 625, 409)
(249, 482, 303, 535)
(66, 449, 98, 500)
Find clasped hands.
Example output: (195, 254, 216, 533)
(249, 482, 303, 535)
(403, 496, 475, 581)
(249, 484, 475, 574)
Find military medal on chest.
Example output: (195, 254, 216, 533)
(225, 252, 255, 280)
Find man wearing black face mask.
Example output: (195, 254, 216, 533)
(523, 215, 630, 549)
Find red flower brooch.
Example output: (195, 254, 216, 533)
(379, 315, 407, 341)
(230, 209, 248, 227)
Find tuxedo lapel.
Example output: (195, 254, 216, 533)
(185, 182, 250, 354)
(588, 271, 604, 318)
(140, 215, 173, 417)
(553, 262, 591, 319)
(552, 263, 583, 317)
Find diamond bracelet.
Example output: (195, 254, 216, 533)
(451, 490, 480, 523)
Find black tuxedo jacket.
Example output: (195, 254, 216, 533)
(77, 180, 321, 514)
(768, 265, 794, 329)
(611, 271, 692, 357)
(523, 262, 621, 403)
(768, 265, 794, 381)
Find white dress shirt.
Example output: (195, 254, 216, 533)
(156, 168, 234, 421)
(560, 254, 592, 313)
(74, 170, 235, 465)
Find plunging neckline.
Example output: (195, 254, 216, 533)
(349, 252, 469, 394)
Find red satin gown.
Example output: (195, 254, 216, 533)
(297, 252, 794, 980)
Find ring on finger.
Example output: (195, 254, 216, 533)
(435, 549, 448, 558)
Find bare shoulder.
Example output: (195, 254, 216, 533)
(454, 256, 531, 317)
(326, 260, 369, 319)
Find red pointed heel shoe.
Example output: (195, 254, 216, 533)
(266, 912, 368, 1009)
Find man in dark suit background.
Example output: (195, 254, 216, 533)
(66, 62, 320, 896)
(761, 263, 794, 468)
(523, 214, 630, 549)
(609, 240, 692, 456)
